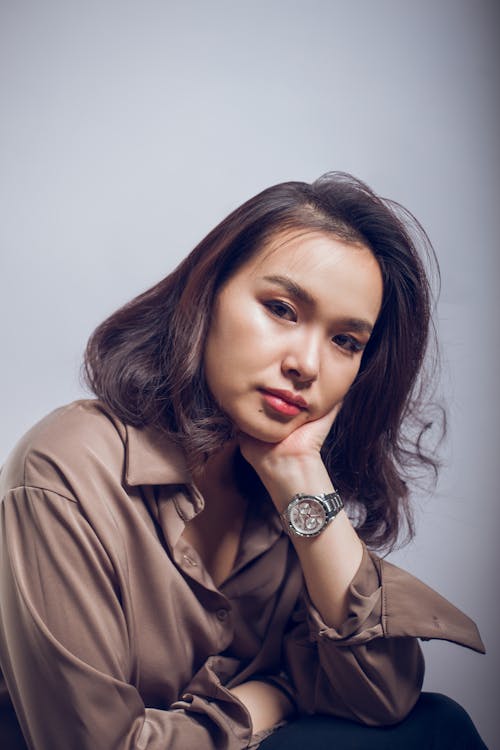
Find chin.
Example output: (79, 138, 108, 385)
(234, 417, 297, 444)
(241, 431, 284, 445)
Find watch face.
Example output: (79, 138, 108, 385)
(288, 497, 326, 537)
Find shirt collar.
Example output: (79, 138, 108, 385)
(123, 419, 283, 541)
(124, 423, 191, 486)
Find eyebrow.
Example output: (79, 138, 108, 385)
(262, 274, 375, 335)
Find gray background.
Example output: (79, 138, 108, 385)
(1, 1, 498, 746)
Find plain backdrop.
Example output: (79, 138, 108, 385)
(1, 1, 499, 747)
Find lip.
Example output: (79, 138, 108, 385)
(260, 388, 309, 410)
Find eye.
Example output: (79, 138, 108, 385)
(264, 300, 297, 321)
(332, 333, 365, 353)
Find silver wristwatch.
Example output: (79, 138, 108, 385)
(281, 491, 344, 538)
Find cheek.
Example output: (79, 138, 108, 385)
(346, 359, 363, 389)
(323, 359, 362, 407)
(204, 309, 260, 398)
(208, 306, 274, 367)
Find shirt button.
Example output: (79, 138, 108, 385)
(216, 608, 229, 622)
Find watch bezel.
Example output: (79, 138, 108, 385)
(282, 491, 344, 538)
(285, 494, 329, 538)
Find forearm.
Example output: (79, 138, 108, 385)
(258, 456, 363, 629)
(284, 545, 425, 725)
(229, 681, 295, 734)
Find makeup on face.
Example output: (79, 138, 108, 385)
(203, 230, 383, 443)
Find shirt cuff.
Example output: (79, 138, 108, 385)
(302, 543, 485, 653)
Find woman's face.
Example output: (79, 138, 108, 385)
(204, 230, 383, 443)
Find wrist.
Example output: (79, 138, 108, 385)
(260, 457, 334, 512)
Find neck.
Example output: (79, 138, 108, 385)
(195, 440, 239, 502)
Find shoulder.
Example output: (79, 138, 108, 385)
(0, 400, 127, 498)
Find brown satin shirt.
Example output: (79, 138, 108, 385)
(0, 400, 484, 750)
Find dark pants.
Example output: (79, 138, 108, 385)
(259, 693, 488, 749)
(0, 692, 488, 749)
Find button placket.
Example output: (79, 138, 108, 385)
(216, 608, 229, 622)
(214, 606, 233, 652)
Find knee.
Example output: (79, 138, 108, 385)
(419, 692, 468, 718)
(415, 692, 486, 748)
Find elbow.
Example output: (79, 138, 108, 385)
(354, 651, 425, 727)
(305, 639, 425, 727)
(294, 672, 422, 727)
(363, 685, 421, 726)
(350, 654, 425, 727)
(321, 682, 422, 727)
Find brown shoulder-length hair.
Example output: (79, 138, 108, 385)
(84, 172, 444, 551)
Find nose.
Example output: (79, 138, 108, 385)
(281, 331, 320, 386)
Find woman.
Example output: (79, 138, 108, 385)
(0, 173, 486, 749)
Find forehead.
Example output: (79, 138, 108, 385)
(247, 229, 376, 277)
(225, 229, 383, 323)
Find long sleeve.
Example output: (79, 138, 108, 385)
(0, 487, 251, 750)
(0, 402, 486, 747)
(284, 544, 485, 725)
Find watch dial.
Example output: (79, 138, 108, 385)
(289, 498, 326, 535)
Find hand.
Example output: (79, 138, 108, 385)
(238, 403, 342, 509)
(239, 401, 341, 466)
(229, 680, 294, 734)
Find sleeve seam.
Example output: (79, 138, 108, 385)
(5, 485, 78, 504)
(379, 558, 389, 637)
